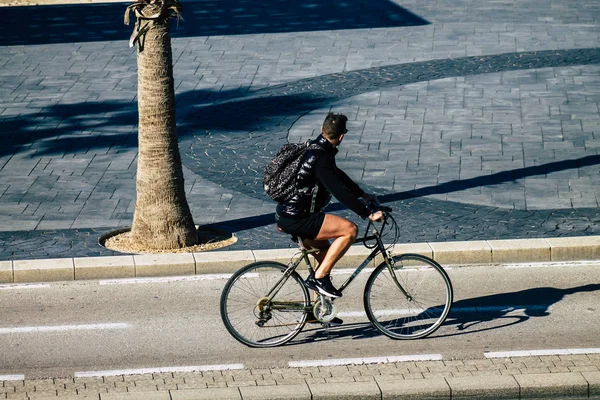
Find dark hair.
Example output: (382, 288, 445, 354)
(322, 112, 348, 140)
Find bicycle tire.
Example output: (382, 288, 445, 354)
(364, 254, 453, 339)
(220, 261, 310, 348)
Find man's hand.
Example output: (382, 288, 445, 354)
(362, 193, 379, 204)
(368, 211, 384, 222)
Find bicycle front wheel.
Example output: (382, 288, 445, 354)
(364, 254, 453, 339)
(220, 261, 310, 348)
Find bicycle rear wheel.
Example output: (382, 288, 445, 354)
(220, 261, 310, 348)
(364, 254, 453, 339)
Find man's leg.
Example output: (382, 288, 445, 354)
(302, 223, 348, 323)
(311, 214, 358, 279)
(301, 239, 329, 268)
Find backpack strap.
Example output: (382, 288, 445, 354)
(309, 184, 318, 213)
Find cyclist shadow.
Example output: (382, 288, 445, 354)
(438, 283, 600, 337)
(293, 284, 600, 343)
(296, 322, 382, 343)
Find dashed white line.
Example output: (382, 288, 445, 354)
(99, 274, 232, 285)
(451, 305, 549, 313)
(0, 375, 25, 381)
(0, 323, 129, 334)
(75, 364, 244, 377)
(289, 354, 442, 368)
(502, 260, 599, 269)
(485, 348, 600, 358)
(337, 304, 548, 319)
(0, 284, 49, 291)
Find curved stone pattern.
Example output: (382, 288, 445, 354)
(2, 42, 600, 259)
(136, 48, 600, 253)
(290, 65, 600, 210)
(181, 48, 600, 199)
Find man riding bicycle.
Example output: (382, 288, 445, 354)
(275, 113, 383, 303)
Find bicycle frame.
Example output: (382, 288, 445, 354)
(337, 227, 387, 292)
(263, 247, 319, 306)
(268, 217, 390, 298)
(264, 208, 413, 310)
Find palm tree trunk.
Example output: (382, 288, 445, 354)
(128, 1, 197, 249)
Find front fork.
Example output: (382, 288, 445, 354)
(380, 239, 413, 302)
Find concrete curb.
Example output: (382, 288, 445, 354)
(31, 370, 599, 399)
(1, 236, 598, 284)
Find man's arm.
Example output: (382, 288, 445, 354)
(336, 167, 364, 197)
(337, 167, 383, 221)
(315, 157, 370, 219)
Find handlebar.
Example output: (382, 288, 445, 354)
(360, 203, 395, 249)
(367, 202, 392, 214)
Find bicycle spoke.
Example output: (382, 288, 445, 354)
(220, 262, 309, 347)
(364, 254, 453, 339)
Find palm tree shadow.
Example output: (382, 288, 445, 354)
(0, 89, 318, 158)
(0, 0, 429, 46)
(287, 284, 600, 344)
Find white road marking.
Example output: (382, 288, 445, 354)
(0, 284, 49, 291)
(502, 260, 599, 269)
(289, 354, 442, 367)
(337, 304, 547, 319)
(337, 311, 367, 318)
(451, 305, 549, 313)
(485, 348, 600, 358)
(337, 309, 430, 317)
(331, 266, 449, 276)
(75, 364, 244, 377)
(0, 323, 129, 334)
(0, 375, 25, 381)
(331, 268, 375, 275)
(99, 274, 232, 285)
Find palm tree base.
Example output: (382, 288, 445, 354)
(100, 226, 236, 254)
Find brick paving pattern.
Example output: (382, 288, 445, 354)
(1, 354, 599, 399)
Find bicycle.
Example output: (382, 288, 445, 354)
(220, 205, 453, 348)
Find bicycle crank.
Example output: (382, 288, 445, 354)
(313, 295, 338, 323)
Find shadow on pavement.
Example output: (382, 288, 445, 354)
(0, 0, 429, 46)
(440, 283, 600, 336)
(290, 284, 600, 344)
(202, 149, 600, 234)
(0, 99, 138, 158)
(0, 90, 329, 158)
(379, 155, 600, 203)
(181, 93, 331, 134)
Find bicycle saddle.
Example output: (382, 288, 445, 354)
(276, 225, 299, 243)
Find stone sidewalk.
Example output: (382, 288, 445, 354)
(0, 0, 599, 261)
(2, 353, 600, 399)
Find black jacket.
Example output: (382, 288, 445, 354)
(276, 135, 370, 219)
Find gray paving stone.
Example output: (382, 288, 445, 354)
(514, 372, 588, 399)
(446, 375, 519, 399)
(0, 0, 598, 261)
(240, 383, 311, 400)
(170, 388, 241, 399)
(376, 376, 450, 400)
(309, 382, 380, 399)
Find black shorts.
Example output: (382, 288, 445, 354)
(275, 212, 326, 240)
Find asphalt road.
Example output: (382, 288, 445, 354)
(1, 261, 599, 380)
